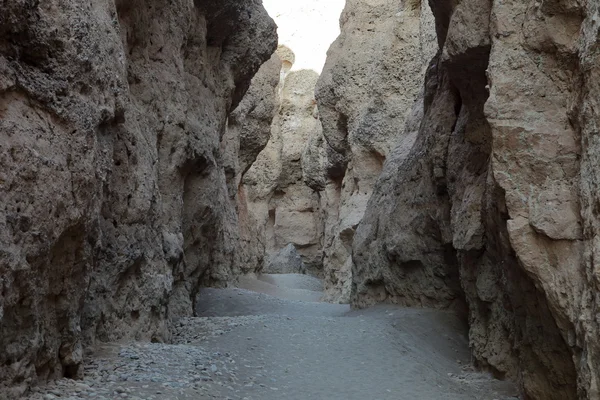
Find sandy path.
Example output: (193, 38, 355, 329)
(194, 276, 519, 400)
(25, 274, 520, 400)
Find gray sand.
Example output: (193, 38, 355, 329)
(235, 273, 325, 302)
(26, 274, 520, 400)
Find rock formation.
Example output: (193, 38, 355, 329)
(309, 0, 438, 302)
(0, 0, 277, 393)
(242, 63, 325, 276)
(3, 0, 600, 399)
(346, 0, 600, 399)
(222, 53, 283, 275)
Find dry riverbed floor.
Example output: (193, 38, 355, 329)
(25, 274, 520, 400)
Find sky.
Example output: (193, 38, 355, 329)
(262, 0, 346, 73)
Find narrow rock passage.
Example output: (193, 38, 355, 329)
(27, 275, 519, 400)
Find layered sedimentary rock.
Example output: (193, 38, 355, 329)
(349, 0, 600, 399)
(309, 0, 437, 302)
(0, 0, 277, 393)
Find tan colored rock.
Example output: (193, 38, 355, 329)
(225, 54, 283, 177)
(242, 1, 349, 277)
(244, 67, 324, 275)
(312, 0, 437, 302)
(223, 53, 283, 274)
(0, 0, 276, 392)
(350, 0, 600, 398)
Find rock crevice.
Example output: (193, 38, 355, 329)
(2, 1, 600, 399)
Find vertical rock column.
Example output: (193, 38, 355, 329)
(222, 53, 283, 275)
(243, 46, 325, 275)
(309, 0, 438, 302)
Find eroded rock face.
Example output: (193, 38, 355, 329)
(243, 64, 325, 275)
(222, 53, 283, 275)
(350, 0, 600, 398)
(0, 0, 276, 392)
(310, 0, 437, 302)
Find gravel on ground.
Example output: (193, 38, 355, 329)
(24, 274, 520, 400)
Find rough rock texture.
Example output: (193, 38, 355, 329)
(222, 53, 283, 274)
(308, 0, 438, 302)
(576, 2, 600, 397)
(0, 0, 276, 393)
(243, 64, 325, 275)
(263, 244, 306, 275)
(349, 0, 600, 399)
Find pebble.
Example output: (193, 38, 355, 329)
(24, 317, 253, 400)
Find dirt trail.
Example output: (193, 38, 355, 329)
(25, 274, 520, 400)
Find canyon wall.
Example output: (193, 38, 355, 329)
(3, 0, 600, 398)
(242, 2, 348, 277)
(309, 0, 438, 302)
(222, 53, 283, 275)
(345, 0, 600, 399)
(0, 0, 277, 393)
(242, 54, 325, 275)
